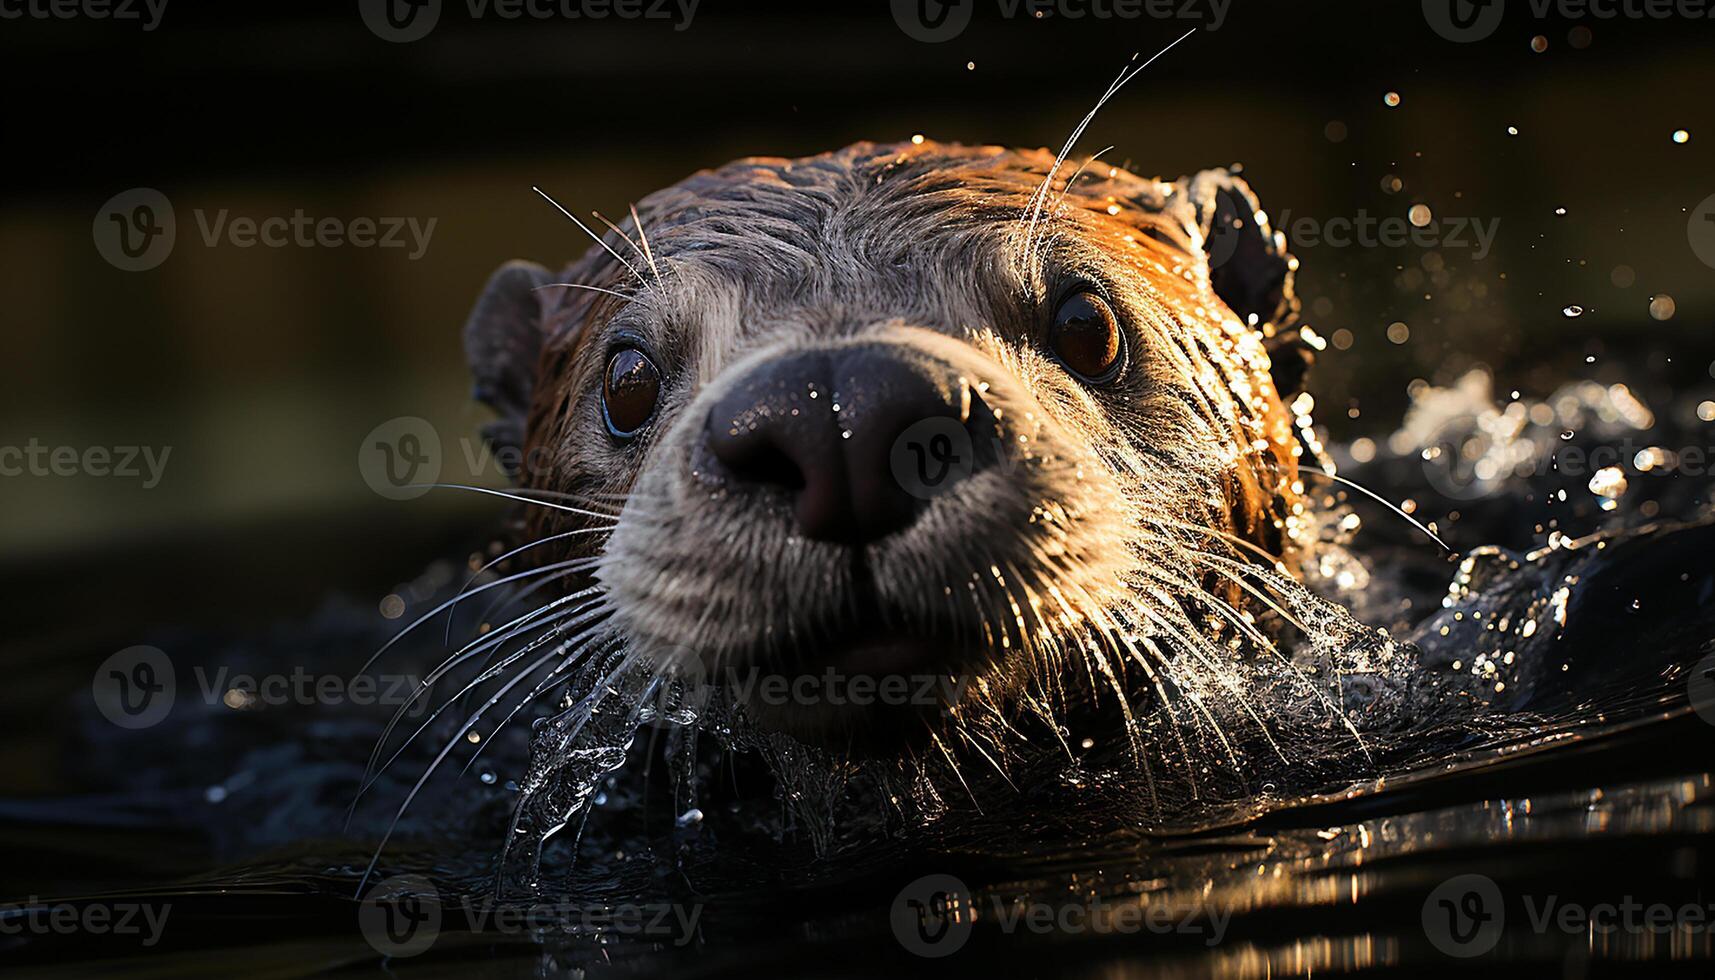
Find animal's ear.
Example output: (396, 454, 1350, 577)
(464, 260, 554, 454)
(1180, 169, 1311, 396)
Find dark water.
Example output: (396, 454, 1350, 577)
(5, 353, 1715, 977)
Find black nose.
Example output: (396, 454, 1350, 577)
(703, 346, 989, 545)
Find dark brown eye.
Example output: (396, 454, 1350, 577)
(1049, 290, 1124, 382)
(602, 346, 661, 438)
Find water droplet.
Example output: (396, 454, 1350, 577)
(1382, 91, 1401, 108)
(1506, 125, 1519, 136)
(1649, 294, 1676, 321)
(1673, 129, 1690, 144)
(480, 771, 497, 785)
(676, 807, 704, 828)
(1408, 204, 1432, 227)
(1562, 305, 1584, 318)
(1560, 430, 1575, 441)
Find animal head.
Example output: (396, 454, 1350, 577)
(463, 140, 1309, 749)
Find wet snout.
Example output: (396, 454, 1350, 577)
(700, 343, 995, 545)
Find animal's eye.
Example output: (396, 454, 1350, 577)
(1049, 290, 1124, 382)
(602, 346, 661, 438)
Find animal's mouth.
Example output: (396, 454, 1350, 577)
(710, 581, 993, 750)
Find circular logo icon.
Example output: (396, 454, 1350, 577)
(358, 874, 442, 958)
(359, 417, 442, 500)
(1418, 412, 1500, 502)
(1423, 0, 1505, 43)
(1422, 873, 1504, 958)
(359, 0, 441, 43)
(891, 417, 976, 501)
(891, 874, 973, 957)
(891, 0, 973, 43)
(92, 645, 176, 730)
(93, 188, 175, 272)
(1689, 651, 1715, 726)
(1687, 193, 1715, 270)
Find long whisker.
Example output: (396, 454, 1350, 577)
(1023, 29, 1197, 258)
(532, 185, 652, 290)
(1307, 469, 1454, 554)
(407, 483, 622, 522)
(446, 527, 609, 643)
(356, 558, 591, 677)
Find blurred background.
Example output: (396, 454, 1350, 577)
(3, 1, 1711, 778)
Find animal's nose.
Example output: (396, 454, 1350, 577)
(703, 346, 990, 545)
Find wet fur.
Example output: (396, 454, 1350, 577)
(462, 140, 1326, 822)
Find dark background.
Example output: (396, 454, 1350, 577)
(3, 1, 1711, 784)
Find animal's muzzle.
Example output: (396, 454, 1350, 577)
(700, 343, 996, 545)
